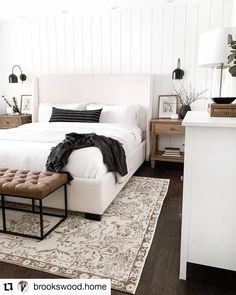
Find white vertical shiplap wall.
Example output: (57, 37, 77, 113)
(0, 0, 233, 103)
(232, 0, 236, 26)
(0, 0, 234, 149)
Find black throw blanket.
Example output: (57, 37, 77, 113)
(46, 132, 128, 182)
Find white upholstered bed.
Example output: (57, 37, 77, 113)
(1, 75, 153, 217)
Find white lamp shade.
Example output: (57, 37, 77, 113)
(198, 27, 236, 68)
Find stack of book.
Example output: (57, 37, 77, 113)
(210, 103, 236, 117)
(162, 147, 181, 157)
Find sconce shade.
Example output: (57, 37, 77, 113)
(9, 65, 27, 83)
(172, 68, 184, 79)
(9, 73, 18, 83)
(172, 58, 184, 80)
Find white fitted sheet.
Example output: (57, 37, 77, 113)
(0, 122, 142, 179)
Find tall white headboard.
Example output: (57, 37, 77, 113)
(34, 74, 153, 159)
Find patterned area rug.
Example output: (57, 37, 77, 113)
(0, 176, 169, 294)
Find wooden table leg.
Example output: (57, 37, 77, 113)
(151, 126, 157, 168)
(151, 160, 155, 168)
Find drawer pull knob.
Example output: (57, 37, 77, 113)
(6, 121, 9, 125)
(170, 127, 176, 131)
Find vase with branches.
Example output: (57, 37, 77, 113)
(174, 85, 207, 119)
(1, 95, 21, 114)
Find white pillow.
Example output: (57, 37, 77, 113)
(38, 102, 87, 122)
(86, 104, 139, 126)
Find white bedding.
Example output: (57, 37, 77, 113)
(0, 122, 142, 179)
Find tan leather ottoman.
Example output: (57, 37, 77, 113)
(0, 168, 68, 240)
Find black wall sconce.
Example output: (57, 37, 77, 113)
(9, 65, 27, 83)
(172, 58, 184, 80)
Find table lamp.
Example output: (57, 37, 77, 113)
(198, 27, 236, 104)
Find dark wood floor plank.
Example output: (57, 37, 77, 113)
(1, 161, 236, 295)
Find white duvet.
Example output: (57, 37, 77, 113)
(0, 122, 142, 179)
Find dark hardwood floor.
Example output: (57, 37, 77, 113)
(1, 161, 236, 295)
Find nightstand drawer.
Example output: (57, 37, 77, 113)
(0, 115, 32, 129)
(154, 124, 184, 135)
(0, 117, 19, 128)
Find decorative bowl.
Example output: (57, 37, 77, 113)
(211, 97, 236, 104)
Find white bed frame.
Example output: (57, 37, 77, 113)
(33, 75, 153, 217)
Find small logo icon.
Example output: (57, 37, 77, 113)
(17, 281, 29, 293)
(4, 283, 13, 291)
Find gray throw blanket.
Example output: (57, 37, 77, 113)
(46, 132, 128, 183)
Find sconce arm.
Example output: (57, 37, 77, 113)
(11, 65, 23, 75)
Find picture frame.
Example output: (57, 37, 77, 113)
(158, 95, 178, 118)
(21, 95, 32, 115)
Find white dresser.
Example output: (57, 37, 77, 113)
(179, 111, 236, 280)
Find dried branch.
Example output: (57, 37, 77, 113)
(1, 95, 12, 107)
(12, 97, 21, 113)
(174, 84, 208, 106)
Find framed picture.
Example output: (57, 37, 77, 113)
(158, 95, 178, 118)
(21, 95, 32, 114)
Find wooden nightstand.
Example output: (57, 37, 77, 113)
(0, 114, 32, 129)
(150, 118, 185, 168)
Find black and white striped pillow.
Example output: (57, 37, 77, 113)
(49, 107, 102, 123)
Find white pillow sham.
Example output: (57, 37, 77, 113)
(38, 102, 87, 122)
(86, 104, 139, 126)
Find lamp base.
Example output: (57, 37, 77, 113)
(211, 97, 236, 104)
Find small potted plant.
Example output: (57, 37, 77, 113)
(174, 85, 207, 119)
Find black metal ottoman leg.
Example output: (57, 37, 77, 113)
(1, 195, 7, 232)
(39, 199, 44, 239)
(32, 199, 36, 213)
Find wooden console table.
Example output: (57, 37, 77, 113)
(150, 118, 185, 168)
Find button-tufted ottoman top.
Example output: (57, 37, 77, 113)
(0, 168, 68, 199)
